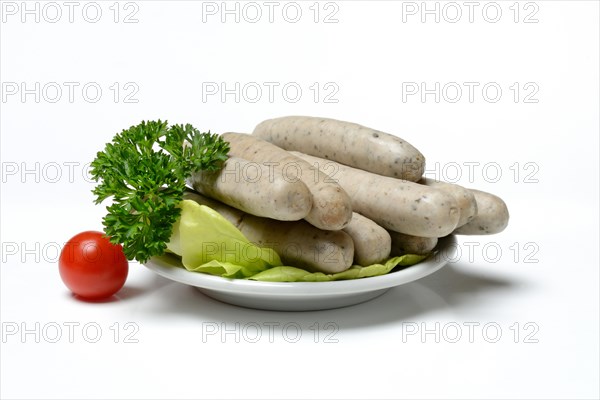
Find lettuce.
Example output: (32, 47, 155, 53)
(248, 254, 427, 282)
(166, 200, 281, 279)
(166, 200, 427, 282)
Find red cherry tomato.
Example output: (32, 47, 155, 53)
(59, 231, 128, 299)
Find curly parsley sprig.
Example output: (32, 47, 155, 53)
(90, 120, 230, 263)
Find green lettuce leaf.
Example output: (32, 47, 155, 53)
(248, 254, 427, 282)
(167, 200, 281, 279)
(165, 200, 427, 282)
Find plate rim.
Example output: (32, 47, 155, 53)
(143, 235, 457, 296)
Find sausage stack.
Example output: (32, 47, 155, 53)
(187, 116, 509, 273)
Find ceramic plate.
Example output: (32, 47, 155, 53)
(143, 235, 457, 311)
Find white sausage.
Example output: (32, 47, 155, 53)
(342, 213, 391, 265)
(388, 231, 438, 256)
(292, 152, 460, 238)
(419, 178, 478, 227)
(188, 156, 312, 221)
(253, 116, 425, 182)
(221, 132, 353, 230)
(454, 189, 509, 235)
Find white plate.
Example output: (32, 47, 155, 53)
(143, 235, 457, 311)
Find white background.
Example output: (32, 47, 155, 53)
(1, 1, 599, 399)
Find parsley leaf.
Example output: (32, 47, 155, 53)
(90, 120, 229, 263)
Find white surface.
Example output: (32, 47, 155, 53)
(1, 1, 598, 399)
(143, 236, 456, 311)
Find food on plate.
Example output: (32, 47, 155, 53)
(183, 191, 354, 273)
(188, 156, 312, 221)
(253, 116, 425, 182)
(342, 213, 391, 265)
(166, 196, 426, 282)
(59, 231, 128, 299)
(87, 117, 510, 284)
(454, 189, 510, 235)
(222, 132, 353, 230)
(89, 120, 230, 263)
(388, 231, 438, 256)
(292, 152, 460, 238)
(419, 177, 478, 227)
